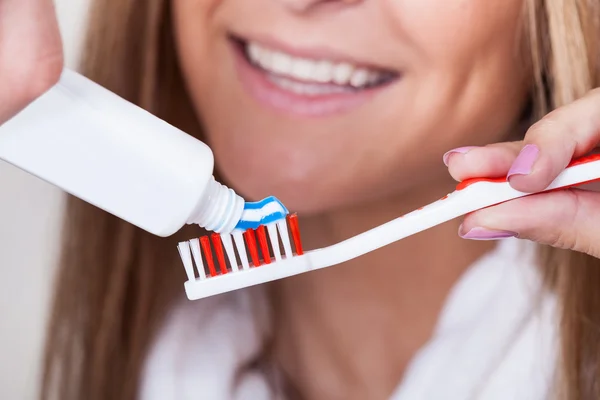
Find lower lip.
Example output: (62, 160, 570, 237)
(231, 42, 395, 118)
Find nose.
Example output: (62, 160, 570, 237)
(277, 0, 361, 13)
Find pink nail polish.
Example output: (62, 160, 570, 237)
(507, 144, 539, 178)
(442, 146, 479, 166)
(459, 227, 517, 240)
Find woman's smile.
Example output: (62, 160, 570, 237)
(229, 35, 401, 117)
(174, 0, 528, 210)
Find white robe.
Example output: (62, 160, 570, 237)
(140, 238, 556, 400)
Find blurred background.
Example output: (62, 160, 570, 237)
(0, 1, 90, 398)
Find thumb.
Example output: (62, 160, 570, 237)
(458, 188, 600, 259)
(0, 0, 63, 122)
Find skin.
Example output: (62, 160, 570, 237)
(3, 0, 600, 399)
(0, 0, 63, 123)
(170, 0, 527, 397)
(172, 0, 528, 212)
(451, 91, 600, 259)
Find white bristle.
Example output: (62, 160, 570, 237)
(177, 241, 195, 282)
(233, 230, 250, 270)
(267, 223, 282, 261)
(220, 233, 239, 272)
(277, 219, 293, 258)
(189, 238, 206, 280)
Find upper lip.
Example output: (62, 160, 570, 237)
(229, 32, 400, 74)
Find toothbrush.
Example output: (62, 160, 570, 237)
(178, 153, 600, 301)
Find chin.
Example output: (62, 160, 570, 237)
(224, 166, 390, 217)
(219, 168, 339, 215)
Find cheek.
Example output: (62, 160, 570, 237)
(171, 0, 226, 95)
(383, 0, 529, 141)
(385, 0, 525, 57)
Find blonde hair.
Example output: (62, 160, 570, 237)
(527, 1, 600, 398)
(41, 1, 600, 399)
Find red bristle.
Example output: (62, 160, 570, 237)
(200, 236, 217, 277)
(256, 225, 271, 264)
(244, 229, 261, 267)
(288, 214, 304, 255)
(211, 233, 228, 275)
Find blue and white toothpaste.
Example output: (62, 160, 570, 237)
(234, 196, 289, 231)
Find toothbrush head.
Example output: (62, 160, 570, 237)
(178, 214, 305, 299)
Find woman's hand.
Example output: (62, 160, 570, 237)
(444, 88, 600, 259)
(0, 0, 63, 123)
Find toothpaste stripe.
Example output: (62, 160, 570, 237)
(237, 206, 286, 222)
(200, 236, 217, 277)
(244, 229, 261, 267)
(211, 233, 228, 275)
(241, 196, 289, 212)
(241, 197, 273, 209)
(256, 225, 271, 264)
(288, 214, 304, 255)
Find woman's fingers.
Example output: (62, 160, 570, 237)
(458, 189, 600, 259)
(507, 90, 600, 193)
(445, 89, 600, 192)
(444, 142, 522, 181)
(0, 0, 63, 123)
(446, 89, 600, 257)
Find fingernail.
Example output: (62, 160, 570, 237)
(507, 144, 539, 178)
(459, 227, 517, 240)
(442, 146, 479, 166)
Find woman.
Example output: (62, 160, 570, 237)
(4, 0, 600, 399)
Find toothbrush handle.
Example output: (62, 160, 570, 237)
(455, 153, 600, 192)
(308, 154, 600, 268)
(437, 153, 600, 227)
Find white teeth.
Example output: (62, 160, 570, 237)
(271, 52, 292, 75)
(248, 43, 261, 62)
(314, 61, 333, 83)
(368, 71, 381, 84)
(291, 59, 314, 81)
(245, 41, 389, 89)
(332, 63, 354, 85)
(268, 75, 352, 96)
(349, 69, 369, 88)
